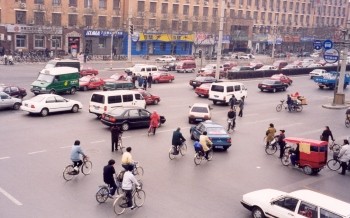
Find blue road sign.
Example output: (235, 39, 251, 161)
(313, 40, 322, 50)
(323, 39, 333, 50)
(323, 48, 339, 63)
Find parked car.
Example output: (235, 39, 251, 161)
(194, 83, 211, 98)
(80, 68, 98, 77)
(110, 72, 128, 81)
(258, 79, 288, 92)
(309, 69, 328, 79)
(137, 89, 160, 105)
(161, 62, 176, 71)
(229, 66, 255, 72)
(271, 74, 293, 85)
(0, 91, 22, 110)
(239, 54, 255, 59)
(189, 76, 217, 89)
(223, 62, 237, 71)
(273, 60, 288, 70)
(274, 53, 287, 58)
(79, 75, 105, 91)
(152, 72, 175, 83)
(176, 55, 195, 61)
(281, 64, 300, 70)
(176, 60, 196, 73)
(103, 80, 135, 91)
(256, 65, 277, 71)
(100, 107, 166, 131)
(188, 103, 212, 124)
(0, 85, 27, 99)
(297, 52, 311, 57)
(155, 55, 176, 62)
(249, 62, 264, 70)
(20, 94, 82, 117)
(307, 63, 322, 68)
(190, 120, 231, 151)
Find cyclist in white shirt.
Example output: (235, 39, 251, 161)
(122, 165, 141, 209)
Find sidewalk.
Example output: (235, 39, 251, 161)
(322, 101, 350, 109)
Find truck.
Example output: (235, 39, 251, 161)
(313, 71, 350, 89)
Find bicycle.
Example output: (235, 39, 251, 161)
(194, 147, 213, 165)
(169, 141, 187, 160)
(116, 134, 124, 154)
(265, 137, 278, 155)
(132, 161, 144, 180)
(95, 178, 122, 203)
(113, 186, 146, 215)
(327, 151, 341, 171)
(329, 141, 341, 152)
(227, 118, 236, 133)
(276, 100, 303, 112)
(63, 157, 92, 181)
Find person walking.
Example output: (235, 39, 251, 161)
(265, 123, 276, 146)
(228, 95, 237, 110)
(111, 125, 121, 152)
(238, 98, 244, 117)
(338, 139, 350, 175)
(143, 77, 148, 90)
(320, 126, 334, 142)
(103, 159, 117, 198)
(147, 73, 153, 88)
(277, 130, 286, 158)
(287, 94, 293, 112)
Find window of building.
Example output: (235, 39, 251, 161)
(113, 0, 120, 9)
(192, 21, 199, 31)
(183, 5, 189, 15)
(193, 6, 199, 16)
(239, 0, 243, 4)
(173, 4, 179, 14)
(35, 0, 44, 4)
(255, 0, 259, 7)
(160, 43, 166, 51)
(16, 11, 26, 24)
(203, 7, 208, 16)
(16, 35, 27, 48)
(182, 21, 188, 32)
(85, 15, 92, 26)
(99, 0, 106, 9)
(253, 11, 258, 21)
(34, 12, 45, 25)
(149, 19, 156, 28)
(112, 17, 121, 29)
(211, 23, 217, 32)
(52, 0, 61, 6)
(161, 3, 168, 14)
(84, 0, 92, 8)
(268, 12, 272, 21)
(51, 36, 62, 49)
(52, 13, 61, 26)
(246, 11, 251, 19)
(269, 0, 273, 9)
(212, 8, 218, 17)
(172, 20, 178, 30)
(160, 20, 168, 31)
(150, 2, 157, 13)
(68, 14, 77, 26)
(247, 0, 252, 6)
(99, 16, 107, 28)
(230, 9, 235, 18)
(202, 22, 208, 32)
(34, 35, 45, 48)
(138, 1, 145, 12)
(289, 1, 293, 10)
(69, 0, 77, 7)
(276, 0, 280, 8)
(99, 38, 106, 48)
(238, 10, 243, 18)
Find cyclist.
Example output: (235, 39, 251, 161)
(149, 111, 160, 135)
(227, 108, 236, 130)
(277, 130, 286, 158)
(103, 159, 117, 198)
(265, 123, 276, 147)
(320, 126, 334, 142)
(286, 94, 293, 112)
(171, 127, 186, 155)
(199, 131, 213, 160)
(122, 165, 141, 209)
(338, 139, 350, 175)
(121, 147, 134, 171)
(70, 140, 87, 172)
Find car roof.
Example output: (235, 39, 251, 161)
(48, 59, 80, 63)
(211, 81, 244, 86)
(92, 90, 139, 95)
(40, 67, 79, 75)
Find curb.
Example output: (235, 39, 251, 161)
(322, 103, 350, 109)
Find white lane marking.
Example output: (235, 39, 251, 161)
(244, 118, 279, 125)
(279, 122, 303, 129)
(0, 156, 10, 160)
(90, 140, 105, 144)
(28, 150, 47, 155)
(298, 128, 325, 136)
(0, 186, 23, 206)
(60, 146, 71, 149)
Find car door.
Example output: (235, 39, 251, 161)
(267, 197, 299, 217)
(45, 96, 59, 112)
(139, 109, 151, 127)
(54, 95, 71, 111)
(0, 93, 13, 109)
(126, 109, 142, 127)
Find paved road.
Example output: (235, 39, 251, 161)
(0, 64, 349, 218)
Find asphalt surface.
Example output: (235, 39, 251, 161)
(0, 62, 349, 218)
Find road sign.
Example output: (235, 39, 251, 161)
(323, 48, 339, 63)
(323, 39, 333, 50)
(313, 40, 322, 50)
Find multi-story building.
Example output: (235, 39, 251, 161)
(0, 0, 348, 56)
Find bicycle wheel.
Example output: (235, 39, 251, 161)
(134, 166, 144, 179)
(345, 119, 350, 128)
(169, 147, 176, 160)
(207, 150, 213, 161)
(81, 161, 92, 175)
(331, 143, 341, 152)
(134, 190, 146, 207)
(276, 104, 282, 112)
(327, 159, 341, 171)
(296, 105, 303, 112)
(194, 153, 202, 165)
(118, 139, 124, 154)
(113, 196, 126, 215)
(179, 143, 187, 156)
(265, 144, 278, 155)
(63, 165, 75, 181)
(281, 155, 291, 166)
(96, 186, 109, 203)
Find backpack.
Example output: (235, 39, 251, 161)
(116, 170, 125, 182)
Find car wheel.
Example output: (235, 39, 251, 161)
(260, 89, 263, 92)
(70, 87, 76, 94)
(188, 118, 192, 124)
(252, 207, 265, 218)
(303, 166, 313, 175)
(98, 85, 103, 90)
(71, 104, 79, 113)
(121, 123, 129, 131)
(83, 86, 88, 91)
(153, 99, 159, 105)
(40, 108, 49, 117)
(49, 89, 56, 94)
(13, 103, 21, 110)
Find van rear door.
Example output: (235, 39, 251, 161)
(89, 94, 105, 115)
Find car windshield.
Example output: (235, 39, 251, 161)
(262, 80, 275, 84)
(37, 74, 54, 83)
(206, 127, 227, 135)
(29, 95, 46, 102)
(191, 106, 209, 113)
(109, 108, 126, 116)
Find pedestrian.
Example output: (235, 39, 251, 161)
(228, 95, 237, 110)
(338, 139, 350, 175)
(265, 123, 276, 146)
(143, 77, 148, 90)
(138, 75, 143, 88)
(110, 125, 121, 152)
(277, 130, 286, 158)
(287, 94, 293, 112)
(132, 73, 137, 86)
(147, 73, 152, 88)
(238, 98, 244, 117)
(149, 111, 160, 135)
(320, 126, 334, 142)
(103, 159, 117, 198)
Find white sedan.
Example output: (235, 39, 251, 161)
(21, 94, 83, 117)
(155, 55, 176, 62)
(188, 103, 212, 124)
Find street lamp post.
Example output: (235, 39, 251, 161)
(215, 0, 225, 80)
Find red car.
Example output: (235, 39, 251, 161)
(195, 83, 211, 98)
(152, 72, 175, 83)
(271, 74, 293, 85)
(79, 75, 105, 91)
(0, 85, 27, 98)
(110, 72, 128, 81)
(223, 62, 237, 71)
(80, 68, 98, 76)
(176, 55, 195, 61)
(138, 89, 161, 105)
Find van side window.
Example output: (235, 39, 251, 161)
(273, 197, 299, 212)
(226, 86, 234, 92)
(298, 201, 318, 218)
(151, 67, 157, 71)
(320, 208, 342, 218)
(211, 85, 224, 92)
(91, 94, 104, 103)
(135, 94, 142, 100)
(123, 94, 133, 102)
(146, 67, 152, 72)
(234, 85, 241, 91)
(108, 95, 122, 104)
(141, 68, 145, 72)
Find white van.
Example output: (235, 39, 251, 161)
(89, 90, 146, 117)
(125, 64, 159, 77)
(208, 82, 247, 105)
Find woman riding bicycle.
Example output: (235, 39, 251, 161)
(199, 131, 213, 160)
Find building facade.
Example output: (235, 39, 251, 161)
(0, 0, 348, 56)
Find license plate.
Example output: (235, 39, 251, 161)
(25, 103, 28, 107)
(214, 95, 219, 98)
(216, 146, 223, 149)
(93, 106, 99, 109)
(195, 118, 203, 121)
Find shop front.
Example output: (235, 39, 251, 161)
(64, 29, 83, 58)
(252, 34, 268, 54)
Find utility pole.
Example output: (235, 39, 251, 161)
(127, 2, 132, 62)
(215, 0, 225, 80)
(271, 18, 278, 59)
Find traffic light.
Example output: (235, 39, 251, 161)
(198, 50, 202, 58)
(129, 25, 134, 35)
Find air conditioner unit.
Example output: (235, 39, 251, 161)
(19, 2, 26, 9)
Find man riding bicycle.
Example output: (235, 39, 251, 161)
(227, 108, 236, 130)
(103, 159, 117, 198)
(122, 165, 141, 209)
(70, 140, 87, 172)
(171, 127, 186, 155)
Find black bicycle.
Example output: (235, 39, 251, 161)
(63, 157, 92, 181)
(169, 141, 187, 160)
(113, 185, 146, 215)
(276, 100, 303, 112)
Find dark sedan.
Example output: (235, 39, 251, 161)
(101, 107, 166, 131)
(258, 79, 288, 92)
(190, 120, 231, 151)
(0, 85, 27, 99)
(189, 76, 217, 89)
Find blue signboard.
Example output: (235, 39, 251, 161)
(323, 48, 339, 63)
(313, 40, 322, 50)
(323, 39, 333, 50)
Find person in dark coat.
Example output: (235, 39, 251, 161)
(110, 125, 121, 152)
(147, 73, 152, 88)
(172, 127, 186, 154)
(228, 95, 237, 110)
(287, 94, 293, 112)
(103, 159, 117, 198)
(321, 126, 334, 142)
(143, 77, 148, 90)
(278, 130, 286, 158)
(238, 98, 244, 117)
